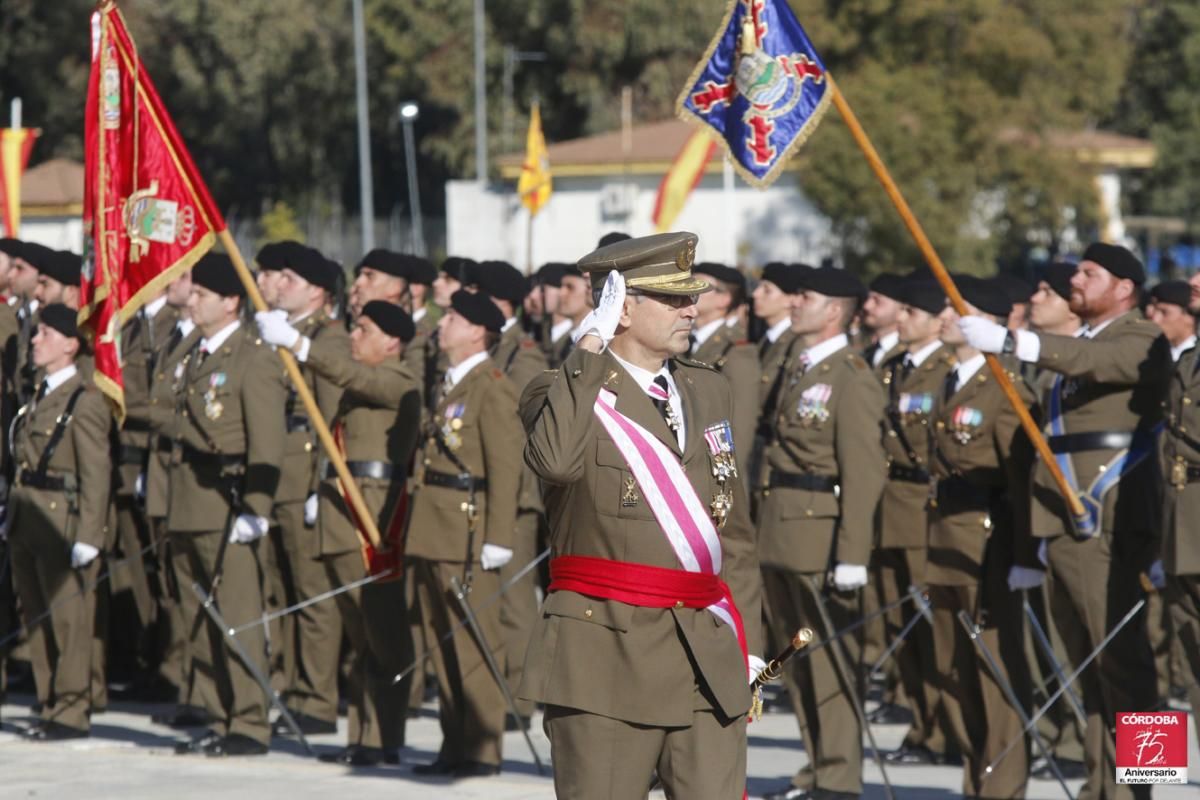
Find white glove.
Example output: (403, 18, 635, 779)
(229, 514, 269, 544)
(1037, 538, 1048, 567)
(1007, 565, 1045, 592)
(480, 543, 514, 571)
(255, 309, 300, 349)
(1148, 559, 1166, 590)
(304, 493, 319, 527)
(571, 270, 625, 347)
(832, 563, 868, 591)
(958, 315, 1009, 354)
(135, 472, 146, 501)
(71, 542, 100, 569)
(748, 654, 767, 685)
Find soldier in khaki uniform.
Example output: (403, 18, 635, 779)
(961, 243, 1168, 800)
(253, 241, 290, 308)
(0, 239, 21, 706)
(407, 290, 523, 777)
(262, 245, 348, 736)
(169, 254, 286, 757)
(862, 274, 906, 375)
(520, 232, 761, 800)
(10, 242, 47, 408)
(257, 299, 423, 765)
(929, 277, 1037, 798)
(549, 264, 594, 368)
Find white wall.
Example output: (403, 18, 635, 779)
(18, 216, 85, 253)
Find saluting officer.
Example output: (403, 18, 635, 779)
(758, 267, 885, 800)
(168, 254, 286, 757)
(407, 290, 523, 778)
(960, 243, 1168, 800)
(256, 299, 423, 766)
(8, 304, 112, 740)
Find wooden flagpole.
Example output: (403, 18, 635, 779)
(219, 230, 384, 550)
(827, 77, 1085, 519)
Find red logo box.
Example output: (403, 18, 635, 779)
(1116, 711, 1188, 784)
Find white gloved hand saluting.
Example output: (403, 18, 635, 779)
(832, 563, 868, 591)
(748, 654, 767, 685)
(71, 542, 100, 569)
(480, 543, 514, 571)
(572, 270, 625, 348)
(1007, 565, 1045, 592)
(958, 315, 1010, 354)
(255, 309, 301, 350)
(229, 514, 269, 544)
(304, 493, 319, 527)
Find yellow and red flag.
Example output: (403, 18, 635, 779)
(517, 102, 552, 215)
(652, 128, 717, 232)
(83, 1, 225, 420)
(0, 126, 40, 236)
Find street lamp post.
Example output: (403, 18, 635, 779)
(352, 0, 375, 252)
(399, 102, 426, 257)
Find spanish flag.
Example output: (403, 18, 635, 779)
(0, 127, 39, 236)
(652, 128, 717, 232)
(518, 102, 552, 215)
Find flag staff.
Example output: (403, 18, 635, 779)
(826, 77, 1085, 519)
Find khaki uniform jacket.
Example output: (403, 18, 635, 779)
(879, 345, 956, 549)
(927, 358, 1038, 588)
(406, 355, 522, 562)
(1160, 344, 1200, 575)
(1032, 311, 1171, 541)
(276, 311, 347, 505)
(118, 304, 180, 495)
(519, 347, 761, 727)
(145, 325, 201, 519)
(759, 344, 886, 572)
(0, 301, 20, 469)
(166, 324, 287, 531)
(492, 321, 549, 515)
(307, 336, 422, 556)
(10, 372, 112, 550)
(750, 329, 800, 490)
(693, 324, 759, 478)
(869, 341, 905, 382)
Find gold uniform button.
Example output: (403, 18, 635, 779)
(584, 608, 593, 618)
(304, 442, 313, 453)
(674, 601, 684, 609)
(49, 501, 57, 510)
(805, 509, 813, 517)
(572, 369, 582, 378)
(936, 421, 945, 429)
(1185, 398, 1193, 406)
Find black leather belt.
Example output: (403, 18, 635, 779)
(180, 444, 244, 470)
(118, 444, 148, 465)
(933, 475, 992, 508)
(324, 460, 395, 480)
(889, 463, 930, 483)
(17, 469, 70, 491)
(156, 436, 174, 453)
(122, 418, 152, 433)
(286, 414, 312, 433)
(1048, 431, 1134, 453)
(423, 469, 487, 492)
(768, 471, 838, 493)
(1185, 465, 1200, 483)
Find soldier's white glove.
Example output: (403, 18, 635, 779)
(748, 654, 767, 685)
(572, 270, 625, 347)
(255, 309, 300, 350)
(1007, 565, 1045, 591)
(832, 563, 868, 591)
(229, 514, 269, 544)
(1148, 559, 1166, 590)
(304, 493, 319, 527)
(71, 542, 100, 569)
(958, 315, 1009, 353)
(480, 543, 514, 571)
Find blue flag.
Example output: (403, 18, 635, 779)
(677, 0, 832, 188)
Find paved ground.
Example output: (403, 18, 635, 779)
(2, 690, 1196, 799)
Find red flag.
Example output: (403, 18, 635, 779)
(0, 127, 40, 236)
(83, 2, 225, 420)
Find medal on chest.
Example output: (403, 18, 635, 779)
(897, 391, 933, 422)
(704, 420, 737, 529)
(796, 383, 832, 426)
(949, 405, 983, 444)
(442, 402, 466, 451)
(204, 372, 227, 420)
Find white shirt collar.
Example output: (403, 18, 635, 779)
(906, 339, 942, 367)
(1081, 313, 1124, 339)
(1172, 335, 1196, 363)
(802, 333, 849, 368)
(873, 329, 899, 367)
(44, 364, 78, 394)
(143, 295, 168, 319)
(725, 316, 739, 327)
(412, 306, 427, 324)
(177, 318, 195, 338)
(289, 308, 316, 325)
(445, 349, 490, 390)
(200, 319, 240, 353)
(550, 318, 573, 343)
(501, 317, 519, 333)
(608, 349, 685, 446)
(765, 317, 792, 343)
(954, 353, 987, 391)
(692, 317, 726, 349)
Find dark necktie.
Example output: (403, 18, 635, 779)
(648, 375, 673, 427)
(943, 368, 958, 403)
(34, 380, 48, 405)
(688, 333, 698, 355)
(864, 342, 880, 368)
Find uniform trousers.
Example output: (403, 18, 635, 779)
(498, 509, 541, 718)
(1024, 585, 1086, 763)
(1166, 573, 1200, 745)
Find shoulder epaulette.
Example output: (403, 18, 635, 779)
(675, 356, 719, 372)
(845, 352, 869, 370)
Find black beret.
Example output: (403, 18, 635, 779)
(406, 256, 436, 286)
(868, 273, 906, 302)
(1040, 261, 1076, 301)
(451, 289, 505, 332)
(0, 238, 22, 258)
(18, 241, 55, 271)
(956, 275, 1012, 318)
(39, 303, 79, 340)
(357, 248, 407, 279)
(802, 266, 866, 300)
(41, 251, 82, 287)
(993, 272, 1034, 304)
(534, 262, 567, 288)
(255, 241, 298, 272)
(901, 277, 945, 315)
(282, 245, 340, 293)
(361, 300, 415, 343)
(472, 260, 528, 305)
(1081, 242, 1145, 285)
(192, 253, 244, 298)
(597, 231, 632, 248)
(1150, 279, 1192, 311)
(693, 262, 746, 293)
(759, 262, 806, 295)
(439, 256, 478, 285)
